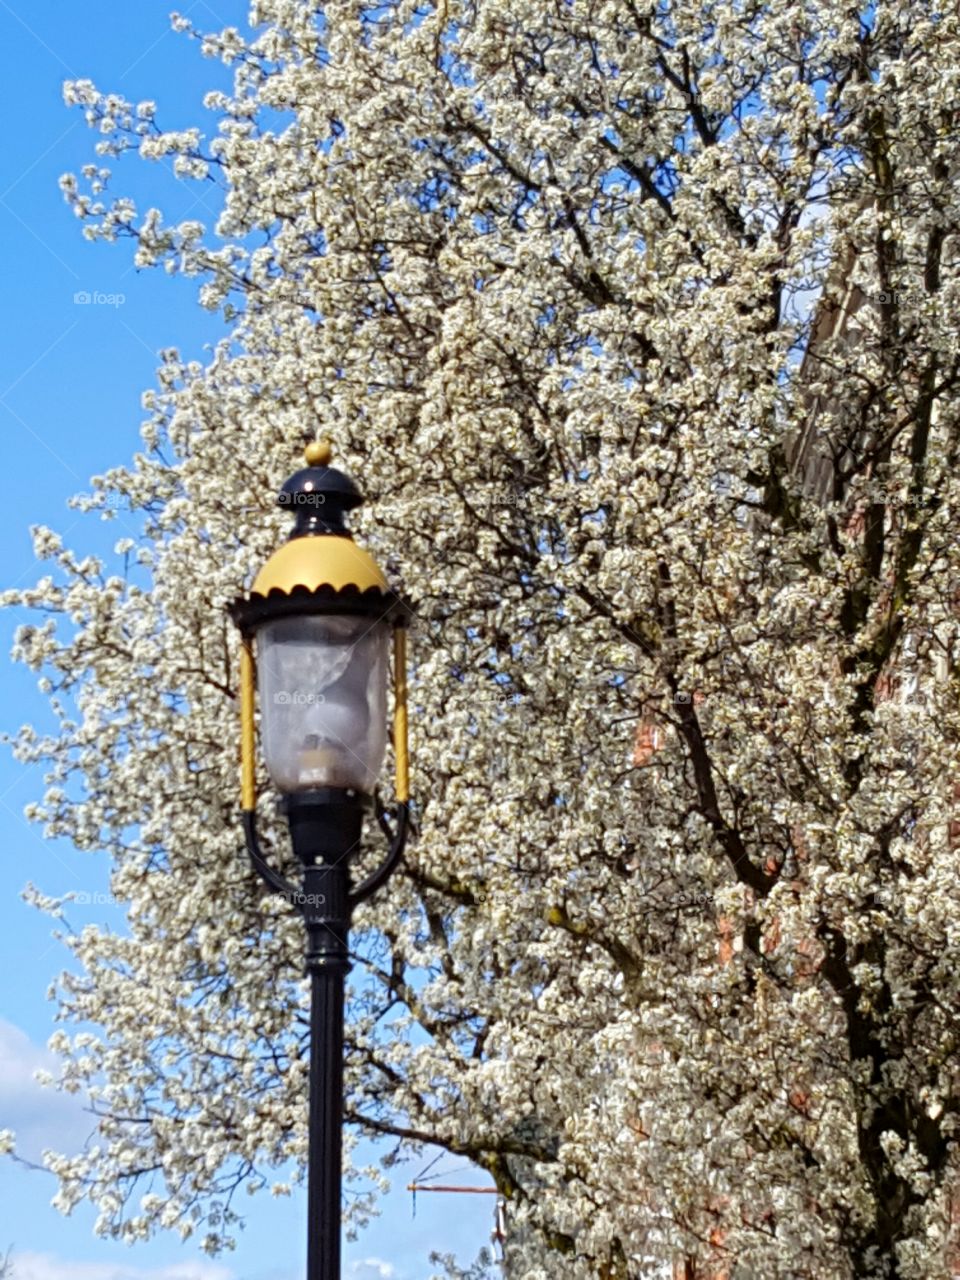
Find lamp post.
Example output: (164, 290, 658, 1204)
(228, 440, 411, 1280)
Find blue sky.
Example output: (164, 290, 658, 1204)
(0, 3, 493, 1276)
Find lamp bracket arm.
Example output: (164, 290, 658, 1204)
(349, 800, 409, 908)
(242, 809, 300, 901)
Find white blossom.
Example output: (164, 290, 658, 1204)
(7, 1, 960, 1276)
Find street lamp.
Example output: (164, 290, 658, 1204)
(228, 440, 411, 1280)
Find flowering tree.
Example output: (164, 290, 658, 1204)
(6, 1, 960, 1276)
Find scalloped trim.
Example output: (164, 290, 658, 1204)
(248, 583, 393, 601)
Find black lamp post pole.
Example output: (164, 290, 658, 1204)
(285, 789, 366, 1280)
(229, 442, 412, 1280)
(308, 958, 346, 1280)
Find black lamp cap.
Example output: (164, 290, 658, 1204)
(279, 457, 364, 537)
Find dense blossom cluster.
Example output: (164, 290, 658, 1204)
(5, 1, 960, 1276)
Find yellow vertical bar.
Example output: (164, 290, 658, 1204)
(393, 627, 410, 802)
(240, 638, 256, 811)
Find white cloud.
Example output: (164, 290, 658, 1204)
(347, 1260, 396, 1280)
(10, 1255, 234, 1280)
(0, 1019, 97, 1160)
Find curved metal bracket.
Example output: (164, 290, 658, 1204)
(349, 800, 409, 909)
(244, 802, 408, 914)
(243, 809, 299, 902)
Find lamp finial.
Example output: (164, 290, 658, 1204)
(305, 438, 332, 467)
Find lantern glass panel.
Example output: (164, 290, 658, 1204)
(256, 614, 389, 794)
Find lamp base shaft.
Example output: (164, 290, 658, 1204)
(308, 959, 346, 1280)
(280, 790, 367, 1280)
(287, 791, 361, 1280)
